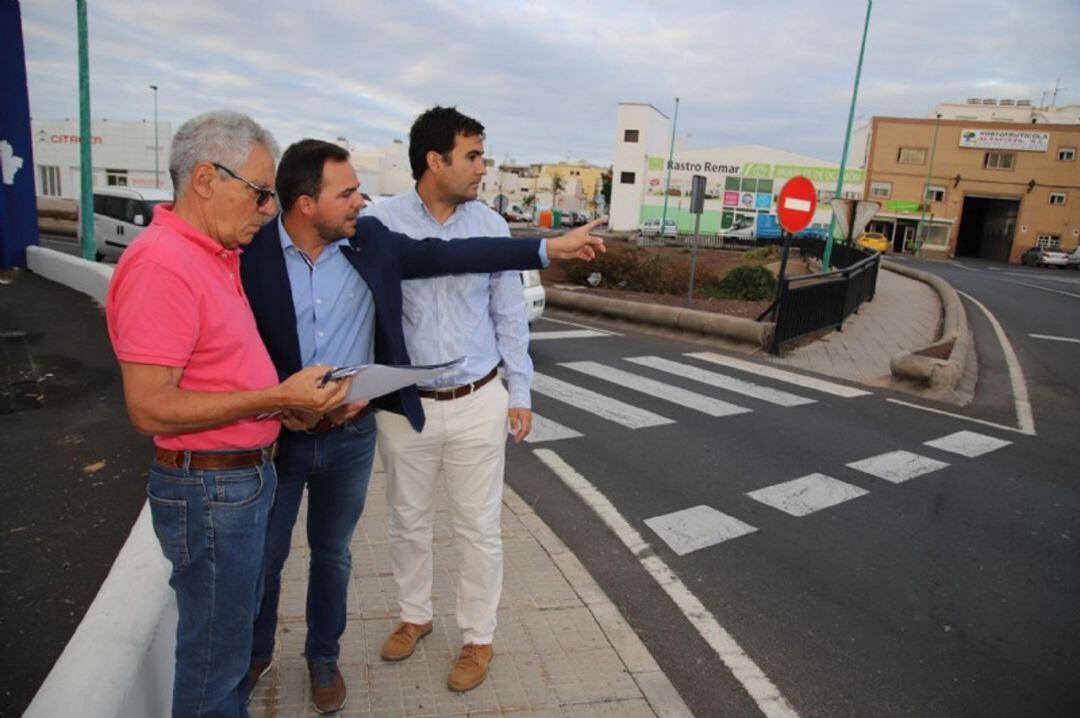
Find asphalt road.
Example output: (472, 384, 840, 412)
(506, 263, 1079, 718)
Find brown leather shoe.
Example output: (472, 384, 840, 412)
(380, 621, 433, 661)
(447, 643, 493, 692)
(245, 658, 271, 703)
(308, 660, 346, 714)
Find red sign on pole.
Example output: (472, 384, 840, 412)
(776, 176, 817, 234)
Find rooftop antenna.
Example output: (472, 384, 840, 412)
(1050, 78, 1068, 109)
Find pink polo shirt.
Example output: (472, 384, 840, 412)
(106, 204, 281, 451)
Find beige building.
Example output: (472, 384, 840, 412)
(862, 116, 1080, 262)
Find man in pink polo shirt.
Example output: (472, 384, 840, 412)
(106, 110, 349, 718)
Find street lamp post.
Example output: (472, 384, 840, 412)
(915, 113, 942, 254)
(660, 97, 680, 232)
(823, 0, 873, 271)
(149, 84, 160, 188)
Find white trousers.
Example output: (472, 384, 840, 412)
(375, 379, 509, 645)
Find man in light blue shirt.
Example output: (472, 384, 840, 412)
(364, 106, 544, 692)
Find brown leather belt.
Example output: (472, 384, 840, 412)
(417, 367, 498, 401)
(154, 443, 278, 470)
(305, 405, 371, 434)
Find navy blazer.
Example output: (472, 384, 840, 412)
(240, 215, 543, 432)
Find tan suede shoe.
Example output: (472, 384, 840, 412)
(447, 643, 493, 692)
(380, 621, 433, 661)
(308, 660, 346, 714)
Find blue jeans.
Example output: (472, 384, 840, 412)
(147, 452, 277, 718)
(251, 413, 376, 665)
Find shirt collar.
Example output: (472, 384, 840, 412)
(154, 204, 239, 257)
(410, 185, 464, 227)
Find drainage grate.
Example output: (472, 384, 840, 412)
(1, 330, 43, 414)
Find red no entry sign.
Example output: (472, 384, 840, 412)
(776, 176, 817, 234)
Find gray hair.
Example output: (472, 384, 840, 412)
(168, 110, 281, 191)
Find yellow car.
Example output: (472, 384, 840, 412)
(855, 231, 889, 253)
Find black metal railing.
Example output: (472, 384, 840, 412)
(769, 242, 881, 354)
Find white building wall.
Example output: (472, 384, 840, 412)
(32, 119, 172, 200)
(610, 103, 670, 230)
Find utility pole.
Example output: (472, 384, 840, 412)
(77, 0, 94, 261)
(660, 97, 679, 231)
(149, 84, 159, 188)
(823, 0, 872, 271)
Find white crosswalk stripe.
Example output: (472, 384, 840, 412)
(625, 355, 815, 407)
(530, 329, 613, 341)
(923, 430, 1011, 457)
(559, 361, 751, 417)
(531, 372, 675, 429)
(644, 505, 758, 555)
(525, 412, 584, 443)
(747, 474, 869, 516)
(847, 450, 949, 483)
(687, 351, 871, 398)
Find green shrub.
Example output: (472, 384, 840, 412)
(563, 246, 689, 294)
(744, 245, 781, 260)
(705, 264, 776, 301)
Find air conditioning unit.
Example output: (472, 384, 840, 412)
(982, 99, 997, 105)
(967, 98, 981, 104)
(1017, 100, 1032, 107)
(1000, 99, 1015, 106)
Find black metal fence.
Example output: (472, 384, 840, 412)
(769, 239, 881, 354)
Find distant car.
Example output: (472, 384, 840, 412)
(503, 207, 531, 223)
(558, 210, 583, 228)
(81, 186, 174, 261)
(639, 218, 677, 237)
(1020, 246, 1070, 268)
(520, 269, 545, 324)
(1067, 247, 1080, 269)
(855, 231, 889, 253)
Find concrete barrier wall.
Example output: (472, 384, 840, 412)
(23, 247, 177, 718)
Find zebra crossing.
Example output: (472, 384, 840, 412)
(525, 352, 854, 443)
(643, 429, 1012, 556)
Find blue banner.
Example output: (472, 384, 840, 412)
(1, 0, 39, 269)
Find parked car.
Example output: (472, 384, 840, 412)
(503, 206, 531, 223)
(1020, 246, 1070, 268)
(520, 269, 545, 324)
(80, 186, 174, 261)
(1067, 247, 1080, 269)
(639, 217, 677, 237)
(855, 231, 889, 253)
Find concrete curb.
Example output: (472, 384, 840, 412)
(502, 487, 694, 718)
(883, 260, 970, 391)
(546, 287, 773, 349)
(25, 245, 113, 305)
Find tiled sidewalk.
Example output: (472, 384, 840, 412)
(248, 467, 690, 717)
(768, 267, 940, 385)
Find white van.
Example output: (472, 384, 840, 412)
(82, 187, 173, 261)
(520, 269, 545, 324)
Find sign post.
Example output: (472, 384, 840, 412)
(686, 174, 706, 306)
(762, 176, 818, 320)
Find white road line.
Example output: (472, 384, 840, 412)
(626, 356, 815, 407)
(533, 448, 798, 718)
(687, 351, 871, 398)
(1029, 333, 1080, 344)
(525, 413, 583, 443)
(924, 430, 1011, 457)
(885, 398, 1031, 436)
(957, 290, 1036, 435)
(998, 270, 1080, 285)
(537, 315, 621, 334)
(998, 279, 1080, 299)
(560, 361, 751, 417)
(644, 505, 758, 555)
(747, 474, 869, 517)
(531, 372, 674, 429)
(530, 329, 612, 340)
(947, 261, 980, 272)
(847, 450, 949, 484)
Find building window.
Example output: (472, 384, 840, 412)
(924, 185, 946, 203)
(869, 181, 891, 199)
(897, 147, 926, 164)
(619, 171, 636, 184)
(817, 189, 836, 203)
(1049, 192, 1066, 205)
(984, 152, 1015, 170)
(1058, 147, 1076, 161)
(37, 165, 62, 196)
(1036, 234, 1061, 249)
(623, 129, 639, 143)
(106, 169, 128, 186)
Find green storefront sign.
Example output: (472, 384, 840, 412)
(886, 199, 921, 213)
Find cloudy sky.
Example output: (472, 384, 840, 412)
(19, 0, 1080, 165)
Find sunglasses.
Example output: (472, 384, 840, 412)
(212, 162, 276, 207)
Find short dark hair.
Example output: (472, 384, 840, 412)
(408, 106, 485, 181)
(276, 139, 351, 212)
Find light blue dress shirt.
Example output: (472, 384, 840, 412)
(361, 189, 543, 408)
(278, 217, 375, 369)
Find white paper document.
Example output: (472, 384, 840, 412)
(335, 357, 466, 404)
